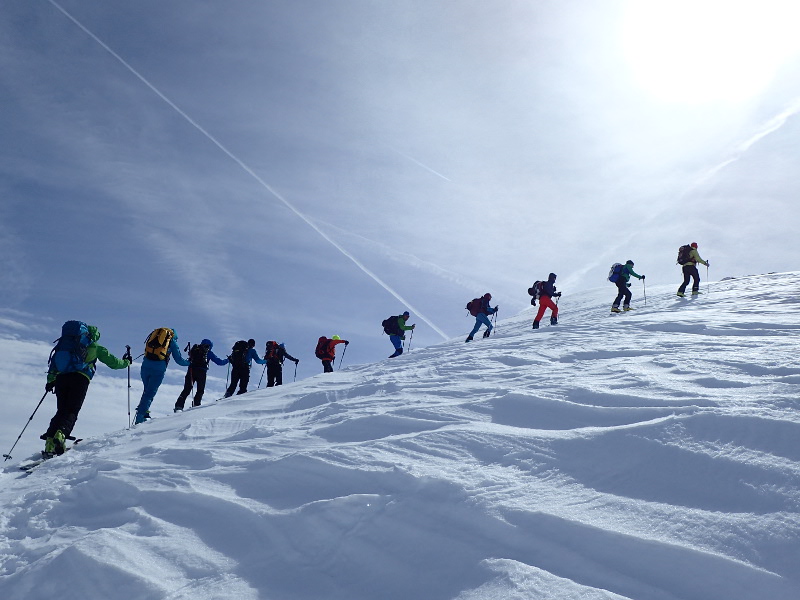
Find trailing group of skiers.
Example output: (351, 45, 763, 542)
(24, 241, 709, 459)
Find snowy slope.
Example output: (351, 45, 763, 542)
(2, 273, 800, 600)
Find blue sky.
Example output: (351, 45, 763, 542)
(2, 0, 800, 375)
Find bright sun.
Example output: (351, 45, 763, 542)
(621, 0, 800, 104)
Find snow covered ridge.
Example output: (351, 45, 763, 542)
(2, 273, 800, 600)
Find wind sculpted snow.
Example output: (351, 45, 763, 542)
(2, 273, 800, 599)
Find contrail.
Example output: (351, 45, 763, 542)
(46, 0, 450, 341)
(391, 148, 452, 181)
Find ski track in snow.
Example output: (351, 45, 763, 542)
(2, 273, 800, 599)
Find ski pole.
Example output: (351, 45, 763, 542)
(3, 390, 49, 461)
(407, 329, 414, 353)
(293, 361, 298, 382)
(706, 264, 710, 294)
(338, 344, 348, 370)
(124, 345, 133, 429)
(258, 361, 267, 388)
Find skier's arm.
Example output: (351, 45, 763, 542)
(248, 347, 267, 365)
(208, 350, 229, 366)
(95, 345, 130, 370)
(169, 339, 190, 367)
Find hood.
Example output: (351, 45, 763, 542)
(201, 338, 213, 348)
(88, 325, 100, 343)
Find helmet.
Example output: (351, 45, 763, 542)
(332, 335, 341, 340)
(691, 242, 698, 248)
(201, 338, 213, 348)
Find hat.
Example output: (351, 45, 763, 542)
(626, 260, 634, 265)
(279, 343, 285, 348)
(483, 293, 492, 299)
(332, 335, 341, 340)
(248, 339, 256, 347)
(549, 272, 557, 280)
(201, 338, 213, 348)
(691, 242, 698, 248)
(402, 311, 410, 317)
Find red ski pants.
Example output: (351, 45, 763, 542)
(534, 296, 559, 321)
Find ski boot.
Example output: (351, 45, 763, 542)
(623, 306, 634, 311)
(691, 290, 702, 295)
(611, 306, 622, 313)
(532, 320, 540, 330)
(676, 292, 685, 297)
(52, 430, 66, 455)
(465, 335, 473, 343)
(550, 316, 558, 325)
(483, 329, 491, 338)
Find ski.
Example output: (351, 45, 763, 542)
(19, 439, 82, 473)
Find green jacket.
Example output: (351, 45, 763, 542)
(684, 248, 708, 267)
(47, 325, 129, 383)
(620, 263, 643, 283)
(396, 316, 415, 340)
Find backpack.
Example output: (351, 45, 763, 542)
(49, 320, 93, 376)
(382, 316, 402, 336)
(527, 281, 544, 305)
(677, 244, 692, 265)
(265, 340, 280, 361)
(144, 327, 173, 361)
(466, 298, 482, 317)
(230, 340, 249, 369)
(608, 263, 624, 283)
(315, 336, 329, 359)
(189, 343, 210, 368)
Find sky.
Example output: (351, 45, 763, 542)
(2, 273, 799, 599)
(2, 1, 800, 376)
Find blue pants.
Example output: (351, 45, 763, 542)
(389, 335, 403, 351)
(137, 363, 166, 416)
(469, 313, 492, 337)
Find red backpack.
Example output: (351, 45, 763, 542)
(265, 340, 279, 360)
(466, 298, 481, 317)
(314, 336, 329, 359)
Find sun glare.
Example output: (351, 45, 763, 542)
(622, 0, 800, 104)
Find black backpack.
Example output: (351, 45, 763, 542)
(381, 316, 402, 336)
(230, 340, 249, 369)
(189, 343, 210, 368)
(677, 244, 692, 265)
(466, 298, 481, 317)
(527, 281, 543, 305)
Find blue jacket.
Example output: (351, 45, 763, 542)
(246, 347, 267, 366)
(542, 279, 557, 297)
(141, 338, 190, 375)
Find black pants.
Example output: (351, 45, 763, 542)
(678, 264, 700, 294)
(322, 359, 333, 373)
(613, 279, 632, 308)
(45, 371, 90, 439)
(267, 361, 283, 387)
(225, 366, 250, 397)
(175, 367, 207, 409)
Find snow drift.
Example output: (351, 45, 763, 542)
(2, 273, 800, 600)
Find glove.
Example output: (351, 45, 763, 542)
(45, 381, 55, 393)
(411, 324, 416, 330)
(641, 275, 646, 280)
(555, 292, 562, 297)
(494, 306, 499, 312)
(627, 283, 631, 288)
(706, 261, 710, 267)
(530, 299, 536, 306)
(344, 341, 349, 346)
(295, 358, 300, 364)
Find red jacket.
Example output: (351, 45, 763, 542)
(320, 338, 346, 361)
